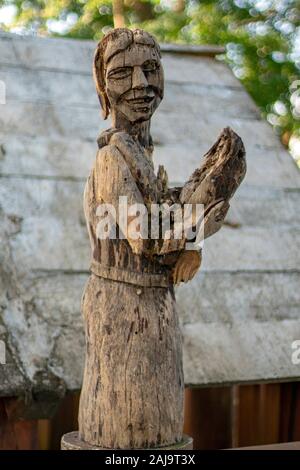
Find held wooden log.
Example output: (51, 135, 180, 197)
(62, 28, 245, 450)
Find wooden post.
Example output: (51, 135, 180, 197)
(183, 387, 233, 449)
(0, 399, 38, 450)
(62, 27, 246, 450)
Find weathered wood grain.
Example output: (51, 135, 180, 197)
(78, 276, 184, 448)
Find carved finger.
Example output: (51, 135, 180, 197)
(173, 261, 181, 285)
(183, 266, 193, 283)
(176, 261, 186, 285)
(174, 259, 181, 285)
(189, 266, 199, 281)
(202, 200, 230, 239)
(172, 262, 180, 285)
(179, 264, 190, 283)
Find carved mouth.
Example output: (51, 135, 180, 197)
(126, 96, 154, 106)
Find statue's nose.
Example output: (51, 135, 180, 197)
(132, 66, 148, 89)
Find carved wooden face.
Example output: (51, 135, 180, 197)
(104, 43, 164, 123)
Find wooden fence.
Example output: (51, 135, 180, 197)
(1, 382, 300, 450)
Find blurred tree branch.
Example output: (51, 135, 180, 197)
(113, 0, 124, 27)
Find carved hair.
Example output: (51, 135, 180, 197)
(93, 28, 161, 119)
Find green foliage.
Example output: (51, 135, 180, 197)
(0, 0, 299, 159)
(141, 1, 300, 144)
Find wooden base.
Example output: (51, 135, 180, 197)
(61, 431, 193, 450)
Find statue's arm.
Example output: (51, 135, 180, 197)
(94, 143, 147, 255)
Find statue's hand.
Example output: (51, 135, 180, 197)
(202, 199, 230, 239)
(172, 250, 202, 285)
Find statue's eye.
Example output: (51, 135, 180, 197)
(142, 60, 159, 73)
(107, 67, 132, 80)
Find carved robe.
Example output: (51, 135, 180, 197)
(78, 131, 185, 449)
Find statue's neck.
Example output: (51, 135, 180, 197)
(111, 110, 152, 151)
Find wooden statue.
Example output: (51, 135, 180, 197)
(61, 28, 246, 450)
